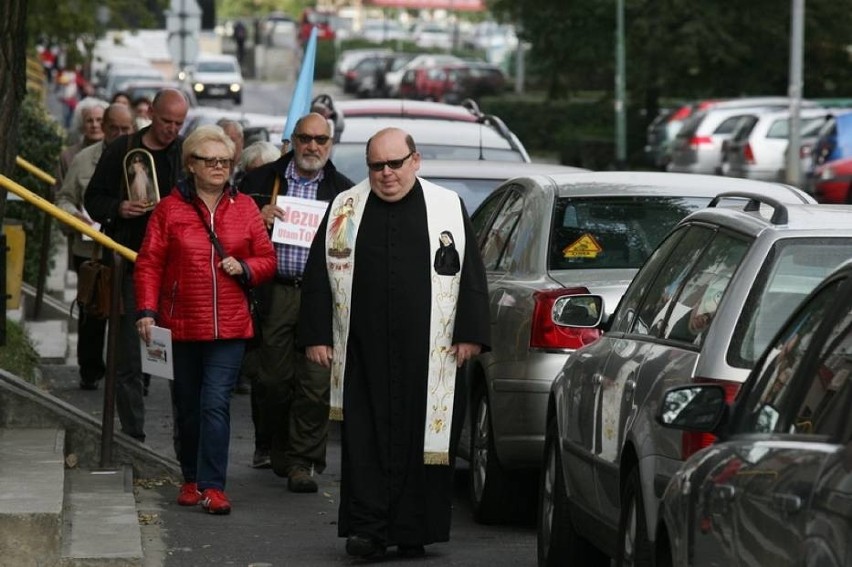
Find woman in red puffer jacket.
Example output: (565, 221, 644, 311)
(134, 124, 275, 516)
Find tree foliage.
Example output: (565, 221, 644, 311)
(217, 0, 311, 19)
(490, 0, 852, 113)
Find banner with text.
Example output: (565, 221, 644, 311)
(271, 195, 327, 247)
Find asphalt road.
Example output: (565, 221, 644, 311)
(42, 364, 537, 567)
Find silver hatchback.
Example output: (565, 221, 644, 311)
(539, 192, 852, 565)
(458, 172, 803, 523)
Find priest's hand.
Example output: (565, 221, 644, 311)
(306, 345, 333, 368)
(453, 342, 481, 367)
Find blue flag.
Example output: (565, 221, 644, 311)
(282, 26, 318, 143)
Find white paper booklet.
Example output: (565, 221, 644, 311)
(140, 325, 173, 380)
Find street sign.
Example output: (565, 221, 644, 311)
(166, 0, 201, 69)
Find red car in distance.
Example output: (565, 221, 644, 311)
(299, 8, 336, 44)
(812, 156, 852, 203)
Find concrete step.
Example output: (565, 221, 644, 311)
(61, 467, 142, 566)
(0, 428, 144, 567)
(0, 428, 65, 566)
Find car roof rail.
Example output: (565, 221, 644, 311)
(460, 98, 483, 118)
(480, 113, 524, 155)
(707, 191, 789, 225)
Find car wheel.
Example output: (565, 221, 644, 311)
(469, 385, 509, 524)
(538, 419, 608, 567)
(617, 467, 653, 567)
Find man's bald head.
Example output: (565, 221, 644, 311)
(103, 103, 134, 144)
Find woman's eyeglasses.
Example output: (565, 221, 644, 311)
(367, 152, 413, 172)
(192, 155, 233, 168)
(294, 134, 331, 145)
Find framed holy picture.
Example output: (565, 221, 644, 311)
(123, 148, 159, 210)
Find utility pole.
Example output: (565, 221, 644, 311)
(615, 0, 627, 168)
(785, 0, 805, 187)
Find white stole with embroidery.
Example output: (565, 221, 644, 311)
(324, 178, 466, 465)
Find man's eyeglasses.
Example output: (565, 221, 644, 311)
(294, 134, 331, 145)
(367, 152, 414, 172)
(192, 155, 233, 168)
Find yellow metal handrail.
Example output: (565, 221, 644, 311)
(1, 173, 137, 262)
(15, 156, 56, 186)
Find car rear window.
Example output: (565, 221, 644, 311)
(548, 196, 709, 271)
(766, 116, 826, 139)
(730, 237, 852, 368)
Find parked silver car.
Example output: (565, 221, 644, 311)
(668, 98, 821, 175)
(539, 191, 852, 566)
(657, 259, 852, 567)
(458, 172, 799, 524)
(725, 108, 830, 183)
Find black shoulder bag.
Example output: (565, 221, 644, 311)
(189, 200, 262, 347)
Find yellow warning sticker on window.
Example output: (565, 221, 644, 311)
(563, 234, 603, 258)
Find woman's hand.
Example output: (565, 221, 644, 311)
(220, 256, 243, 277)
(136, 316, 155, 345)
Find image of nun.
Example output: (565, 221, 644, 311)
(433, 230, 460, 276)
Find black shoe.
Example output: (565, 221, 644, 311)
(346, 535, 386, 559)
(252, 449, 271, 469)
(79, 380, 98, 391)
(397, 545, 425, 558)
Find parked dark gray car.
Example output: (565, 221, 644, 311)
(657, 258, 852, 567)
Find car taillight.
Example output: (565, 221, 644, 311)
(681, 378, 742, 460)
(345, 70, 356, 80)
(743, 143, 755, 164)
(529, 288, 602, 350)
(689, 136, 713, 148)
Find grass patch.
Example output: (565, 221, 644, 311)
(0, 320, 40, 383)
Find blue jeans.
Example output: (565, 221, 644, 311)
(173, 339, 245, 491)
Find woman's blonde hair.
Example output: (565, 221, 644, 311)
(182, 124, 236, 174)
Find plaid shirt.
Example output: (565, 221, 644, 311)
(276, 159, 325, 278)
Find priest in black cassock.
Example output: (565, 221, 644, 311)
(299, 127, 490, 560)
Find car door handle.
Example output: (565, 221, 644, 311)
(592, 373, 603, 387)
(624, 379, 636, 393)
(772, 492, 803, 514)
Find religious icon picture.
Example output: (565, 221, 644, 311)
(328, 196, 356, 258)
(123, 148, 159, 211)
(433, 230, 460, 275)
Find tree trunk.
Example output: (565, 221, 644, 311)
(0, 0, 29, 224)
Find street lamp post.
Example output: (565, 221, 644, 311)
(786, 0, 805, 186)
(615, 0, 627, 168)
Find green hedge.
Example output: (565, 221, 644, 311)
(0, 320, 40, 383)
(6, 95, 64, 285)
(477, 95, 651, 170)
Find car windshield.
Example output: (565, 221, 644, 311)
(730, 237, 852, 368)
(549, 196, 708, 271)
(332, 144, 524, 184)
(197, 61, 236, 73)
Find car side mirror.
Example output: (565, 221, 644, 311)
(657, 385, 727, 432)
(552, 294, 604, 328)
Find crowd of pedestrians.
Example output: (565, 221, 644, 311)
(51, 75, 490, 558)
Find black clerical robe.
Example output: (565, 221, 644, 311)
(299, 182, 490, 547)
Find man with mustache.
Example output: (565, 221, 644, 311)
(239, 113, 354, 490)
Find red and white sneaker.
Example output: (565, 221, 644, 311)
(176, 482, 201, 506)
(200, 488, 231, 515)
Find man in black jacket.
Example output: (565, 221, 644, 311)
(84, 88, 188, 442)
(239, 112, 354, 490)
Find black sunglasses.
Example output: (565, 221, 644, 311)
(294, 133, 331, 145)
(367, 152, 414, 172)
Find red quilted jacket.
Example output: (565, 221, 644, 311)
(134, 185, 275, 341)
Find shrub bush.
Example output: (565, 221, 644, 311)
(0, 319, 40, 383)
(6, 95, 64, 286)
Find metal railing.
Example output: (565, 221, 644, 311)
(2, 168, 136, 467)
